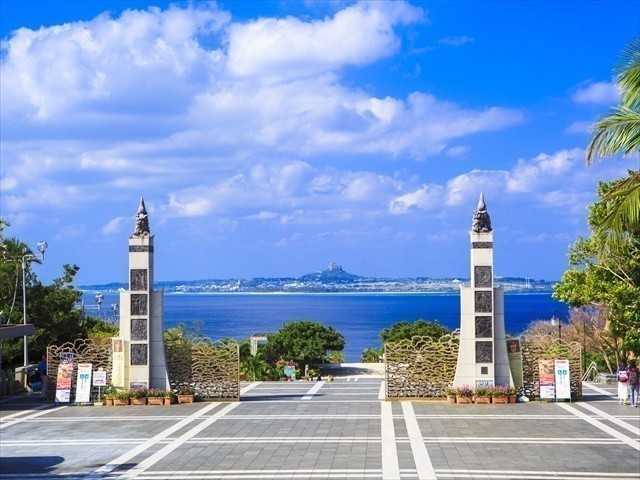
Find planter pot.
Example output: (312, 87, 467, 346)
(474, 396, 490, 404)
(456, 396, 472, 404)
(509, 395, 517, 404)
(446, 395, 457, 404)
(164, 397, 173, 405)
(492, 395, 509, 404)
(105, 398, 115, 406)
(177, 394, 195, 404)
(131, 397, 147, 405)
(147, 397, 164, 405)
(113, 398, 130, 406)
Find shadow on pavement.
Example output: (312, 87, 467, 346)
(0, 455, 65, 475)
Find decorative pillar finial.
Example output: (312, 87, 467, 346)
(132, 197, 150, 236)
(471, 192, 492, 233)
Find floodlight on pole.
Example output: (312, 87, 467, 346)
(22, 241, 48, 367)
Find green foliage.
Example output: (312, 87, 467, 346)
(360, 347, 382, 363)
(553, 178, 640, 359)
(241, 352, 273, 381)
(379, 319, 449, 344)
(586, 39, 640, 235)
(266, 320, 345, 365)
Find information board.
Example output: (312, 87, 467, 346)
(74, 363, 93, 403)
(554, 359, 571, 401)
(538, 359, 555, 400)
(55, 363, 74, 403)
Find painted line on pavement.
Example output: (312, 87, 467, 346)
(378, 380, 385, 400)
(557, 402, 640, 451)
(301, 381, 325, 400)
(120, 402, 240, 479)
(576, 401, 640, 436)
(0, 405, 66, 429)
(240, 381, 261, 395)
(83, 401, 223, 479)
(402, 402, 437, 480)
(380, 401, 400, 480)
(582, 382, 617, 399)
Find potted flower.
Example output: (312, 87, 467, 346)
(176, 386, 196, 403)
(491, 385, 509, 404)
(474, 386, 490, 404)
(445, 386, 457, 404)
(130, 388, 148, 405)
(104, 391, 116, 406)
(456, 385, 473, 404)
(113, 390, 131, 406)
(508, 386, 518, 403)
(147, 389, 167, 405)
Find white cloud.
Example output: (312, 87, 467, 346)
(226, 1, 425, 79)
(571, 81, 619, 105)
(389, 184, 444, 214)
(439, 35, 473, 46)
(445, 170, 508, 206)
(506, 148, 582, 193)
(101, 217, 127, 235)
(565, 120, 592, 134)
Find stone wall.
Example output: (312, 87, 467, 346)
(385, 335, 459, 399)
(166, 338, 239, 401)
(522, 337, 582, 400)
(46, 339, 112, 402)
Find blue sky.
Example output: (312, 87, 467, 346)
(1, 1, 639, 285)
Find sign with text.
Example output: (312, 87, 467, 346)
(554, 359, 571, 401)
(93, 369, 107, 387)
(538, 359, 555, 400)
(55, 363, 74, 403)
(74, 363, 93, 403)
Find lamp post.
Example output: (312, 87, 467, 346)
(22, 241, 48, 367)
(95, 293, 104, 311)
(550, 314, 562, 339)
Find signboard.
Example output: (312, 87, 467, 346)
(74, 363, 93, 403)
(554, 359, 571, 401)
(93, 369, 107, 387)
(506, 339, 523, 388)
(55, 363, 74, 403)
(538, 359, 555, 400)
(475, 379, 493, 388)
(60, 352, 74, 364)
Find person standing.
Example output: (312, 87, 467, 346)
(626, 360, 640, 408)
(616, 360, 628, 405)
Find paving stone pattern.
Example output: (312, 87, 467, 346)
(0, 379, 638, 479)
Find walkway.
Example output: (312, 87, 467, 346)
(1, 380, 638, 479)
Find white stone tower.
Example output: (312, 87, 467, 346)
(114, 198, 169, 390)
(453, 194, 513, 389)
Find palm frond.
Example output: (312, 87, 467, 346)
(586, 106, 640, 164)
(596, 171, 640, 238)
(615, 38, 640, 109)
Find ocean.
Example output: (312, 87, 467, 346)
(82, 292, 567, 362)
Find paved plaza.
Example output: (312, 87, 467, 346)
(1, 377, 638, 480)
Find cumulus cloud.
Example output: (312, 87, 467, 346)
(226, 1, 425, 79)
(571, 81, 619, 105)
(101, 217, 128, 235)
(389, 184, 444, 214)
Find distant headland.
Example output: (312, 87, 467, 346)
(80, 262, 555, 294)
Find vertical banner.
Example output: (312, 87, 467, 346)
(55, 363, 74, 403)
(506, 339, 523, 388)
(75, 363, 93, 404)
(111, 338, 125, 389)
(538, 359, 555, 400)
(554, 359, 571, 401)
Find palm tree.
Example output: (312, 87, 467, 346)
(586, 39, 640, 237)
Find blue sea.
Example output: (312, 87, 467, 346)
(83, 292, 567, 362)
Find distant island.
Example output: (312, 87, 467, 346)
(80, 262, 555, 294)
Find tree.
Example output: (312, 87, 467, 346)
(379, 319, 449, 344)
(266, 320, 345, 365)
(360, 347, 382, 363)
(553, 178, 640, 362)
(586, 39, 640, 236)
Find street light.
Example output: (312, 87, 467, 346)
(550, 314, 562, 339)
(95, 293, 104, 311)
(22, 241, 48, 367)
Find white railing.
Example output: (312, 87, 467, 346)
(582, 361, 598, 382)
